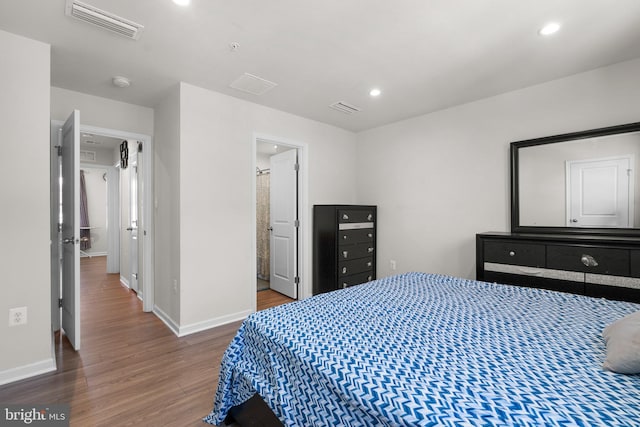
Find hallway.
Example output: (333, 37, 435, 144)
(0, 257, 263, 425)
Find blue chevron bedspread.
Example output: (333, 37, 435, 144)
(204, 272, 640, 426)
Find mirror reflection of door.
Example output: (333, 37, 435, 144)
(566, 156, 634, 227)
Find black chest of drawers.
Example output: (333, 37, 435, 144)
(476, 232, 640, 303)
(313, 205, 377, 295)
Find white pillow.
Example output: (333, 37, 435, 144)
(602, 310, 640, 374)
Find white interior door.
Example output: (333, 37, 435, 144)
(269, 149, 298, 299)
(61, 110, 81, 350)
(567, 156, 633, 227)
(129, 147, 139, 293)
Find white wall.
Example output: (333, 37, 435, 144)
(153, 85, 181, 326)
(51, 87, 154, 136)
(0, 30, 53, 383)
(356, 58, 640, 280)
(154, 82, 358, 332)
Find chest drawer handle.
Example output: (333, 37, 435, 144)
(343, 235, 348, 240)
(509, 251, 516, 257)
(343, 251, 349, 258)
(367, 214, 373, 221)
(342, 283, 348, 289)
(367, 247, 374, 253)
(367, 261, 372, 267)
(342, 267, 348, 274)
(368, 233, 373, 238)
(581, 255, 598, 267)
(342, 214, 349, 220)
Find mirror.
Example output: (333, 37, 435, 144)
(511, 122, 640, 236)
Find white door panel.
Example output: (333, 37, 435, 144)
(567, 156, 633, 227)
(61, 110, 81, 350)
(270, 149, 298, 299)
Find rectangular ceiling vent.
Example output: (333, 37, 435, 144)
(65, 0, 144, 40)
(329, 101, 362, 114)
(229, 73, 278, 96)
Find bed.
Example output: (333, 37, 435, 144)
(204, 272, 640, 426)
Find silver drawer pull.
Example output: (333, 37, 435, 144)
(368, 247, 374, 253)
(342, 283, 348, 289)
(343, 251, 349, 258)
(368, 233, 373, 238)
(581, 254, 598, 267)
(342, 267, 347, 274)
(509, 251, 515, 257)
(367, 214, 373, 221)
(343, 235, 348, 239)
(342, 214, 349, 220)
(367, 276, 372, 281)
(367, 261, 372, 267)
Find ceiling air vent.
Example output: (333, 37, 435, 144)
(229, 73, 278, 96)
(329, 101, 362, 114)
(65, 0, 144, 40)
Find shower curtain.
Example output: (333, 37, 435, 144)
(79, 170, 91, 250)
(256, 173, 270, 280)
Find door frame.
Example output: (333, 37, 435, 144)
(252, 133, 309, 312)
(51, 121, 155, 314)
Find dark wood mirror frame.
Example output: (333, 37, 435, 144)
(511, 121, 640, 237)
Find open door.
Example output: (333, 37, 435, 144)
(60, 110, 81, 350)
(269, 149, 298, 299)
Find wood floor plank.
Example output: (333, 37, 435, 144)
(0, 256, 293, 426)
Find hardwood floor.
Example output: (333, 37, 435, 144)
(0, 257, 294, 426)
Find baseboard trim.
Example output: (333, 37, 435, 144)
(0, 356, 56, 387)
(120, 276, 130, 289)
(177, 310, 251, 337)
(153, 305, 180, 336)
(153, 305, 250, 337)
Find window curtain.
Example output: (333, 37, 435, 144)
(80, 170, 91, 250)
(256, 173, 270, 280)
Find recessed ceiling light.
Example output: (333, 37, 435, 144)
(369, 88, 382, 97)
(539, 22, 561, 36)
(173, 0, 190, 6)
(274, 145, 278, 150)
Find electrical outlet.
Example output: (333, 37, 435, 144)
(390, 260, 397, 271)
(9, 307, 27, 327)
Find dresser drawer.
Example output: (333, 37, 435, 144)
(484, 241, 545, 267)
(338, 209, 375, 223)
(339, 257, 374, 277)
(547, 245, 629, 276)
(339, 228, 374, 244)
(338, 242, 375, 260)
(339, 271, 375, 289)
(632, 251, 640, 278)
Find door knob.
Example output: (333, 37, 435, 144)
(570, 219, 578, 223)
(580, 254, 598, 267)
(63, 237, 76, 244)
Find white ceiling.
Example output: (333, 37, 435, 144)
(1, 0, 640, 132)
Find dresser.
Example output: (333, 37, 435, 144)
(313, 205, 376, 295)
(476, 232, 640, 303)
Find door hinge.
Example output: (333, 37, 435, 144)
(58, 298, 63, 308)
(56, 145, 62, 156)
(294, 219, 300, 228)
(294, 276, 300, 284)
(294, 163, 299, 171)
